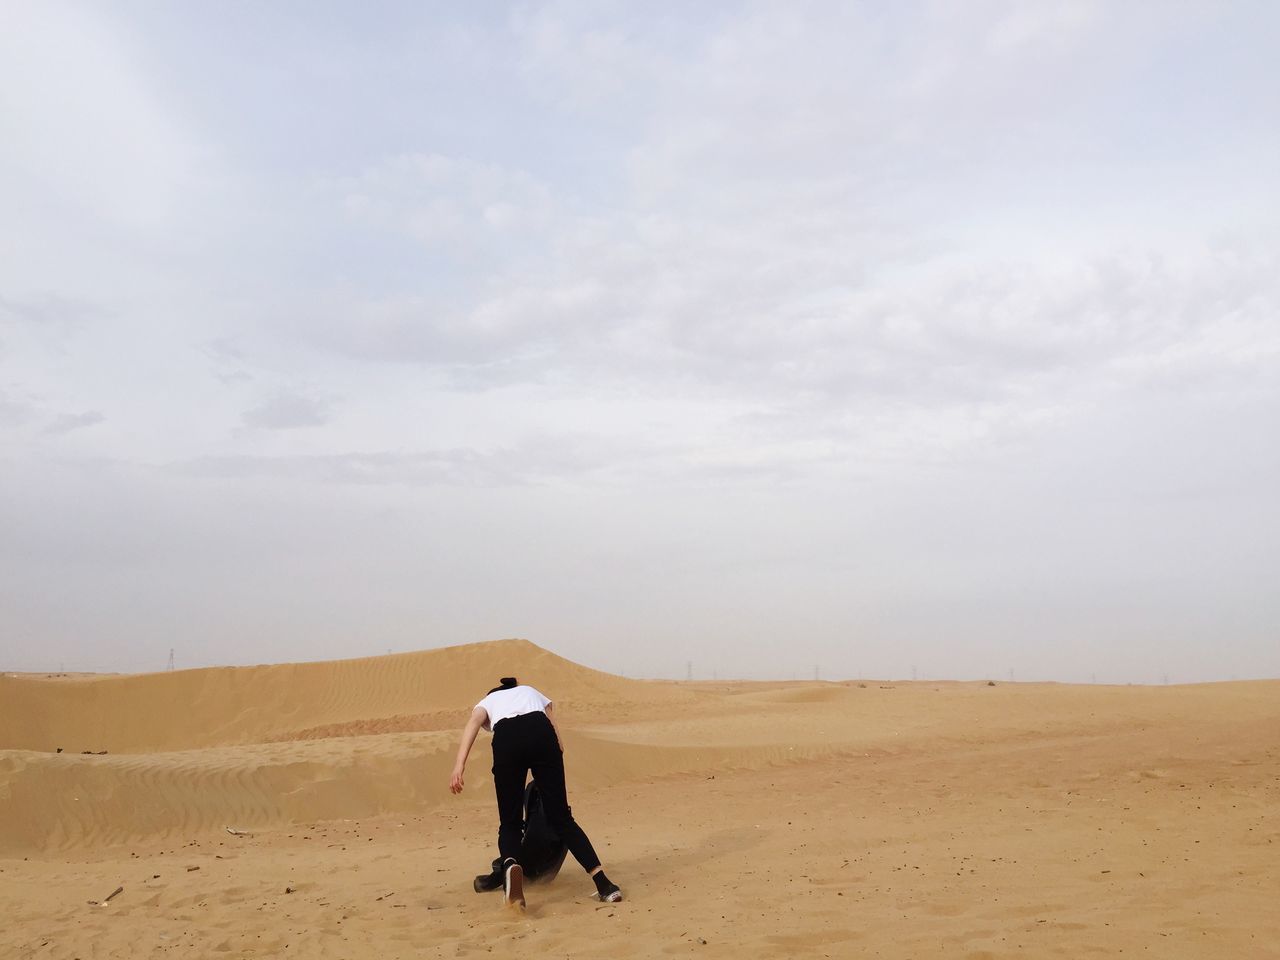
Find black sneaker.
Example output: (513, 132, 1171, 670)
(503, 861, 525, 909)
(473, 859, 503, 893)
(596, 881, 623, 903)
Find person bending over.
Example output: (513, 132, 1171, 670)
(449, 677, 623, 908)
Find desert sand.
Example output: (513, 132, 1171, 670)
(1, 638, 1277, 959)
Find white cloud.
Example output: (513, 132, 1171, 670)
(0, 389, 34, 427)
(333, 153, 559, 254)
(0, 3, 203, 231)
(241, 393, 332, 430)
(43, 410, 105, 436)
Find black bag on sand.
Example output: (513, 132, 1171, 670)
(473, 780, 569, 892)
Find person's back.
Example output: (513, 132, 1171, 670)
(473, 683, 551, 732)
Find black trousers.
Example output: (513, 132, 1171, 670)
(491, 711, 602, 873)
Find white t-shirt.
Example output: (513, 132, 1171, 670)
(475, 685, 551, 731)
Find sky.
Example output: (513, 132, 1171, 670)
(2, 1, 1278, 683)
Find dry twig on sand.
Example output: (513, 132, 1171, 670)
(87, 885, 124, 906)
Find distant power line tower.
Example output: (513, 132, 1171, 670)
(686, 660, 692, 681)
(166, 648, 175, 672)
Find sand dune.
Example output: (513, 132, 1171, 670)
(3, 640, 1278, 958)
(0, 639, 669, 754)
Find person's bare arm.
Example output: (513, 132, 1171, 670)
(449, 707, 487, 794)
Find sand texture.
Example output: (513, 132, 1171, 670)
(2, 639, 1278, 958)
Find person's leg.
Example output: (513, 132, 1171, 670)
(491, 739, 528, 863)
(528, 717, 623, 902)
(528, 737, 602, 872)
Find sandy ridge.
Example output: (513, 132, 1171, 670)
(0, 638, 676, 753)
(2, 641, 1278, 958)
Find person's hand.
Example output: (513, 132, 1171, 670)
(449, 767, 465, 794)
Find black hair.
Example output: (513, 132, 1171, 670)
(487, 677, 518, 695)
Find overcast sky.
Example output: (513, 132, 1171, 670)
(2, 1, 1277, 682)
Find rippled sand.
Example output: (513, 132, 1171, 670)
(2, 639, 1277, 958)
